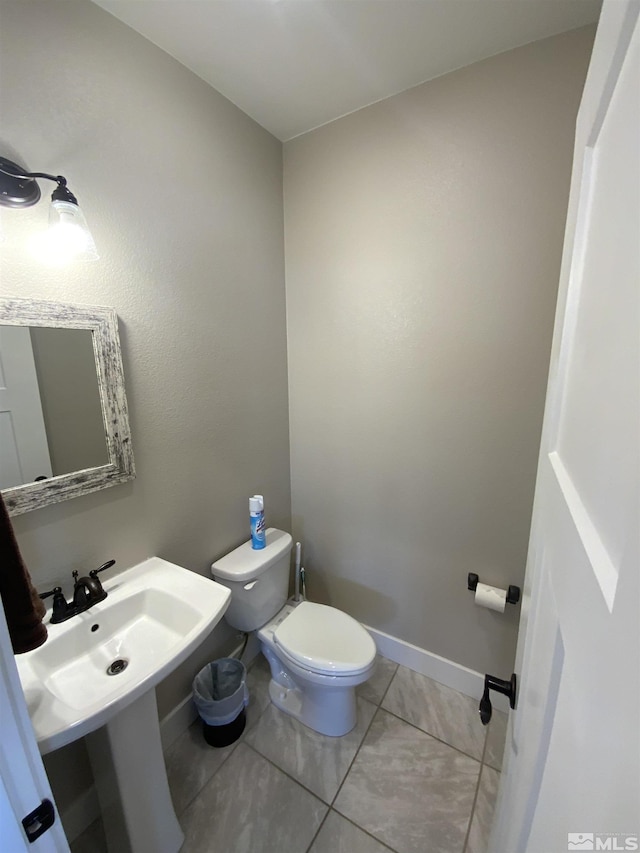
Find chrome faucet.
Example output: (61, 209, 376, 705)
(40, 560, 115, 623)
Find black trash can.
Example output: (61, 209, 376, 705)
(193, 658, 249, 747)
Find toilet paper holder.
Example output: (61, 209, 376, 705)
(467, 573, 520, 605)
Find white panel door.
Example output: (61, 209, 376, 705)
(0, 325, 52, 489)
(490, 3, 640, 851)
(0, 605, 69, 851)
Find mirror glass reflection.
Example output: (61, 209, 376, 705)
(0, 325, 108, 490)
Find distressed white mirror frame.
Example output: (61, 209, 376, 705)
(1, 297, 135, 516)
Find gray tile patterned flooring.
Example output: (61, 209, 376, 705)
(70, 656, 506, 853)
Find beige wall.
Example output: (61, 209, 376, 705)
(284, 27, 594, 678)
(0, 0, 289, 822)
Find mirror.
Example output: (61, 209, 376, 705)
(1, 326, 109, 487)
(0, 297, 135, 515)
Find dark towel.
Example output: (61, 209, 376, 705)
(0, 494, 47, 654)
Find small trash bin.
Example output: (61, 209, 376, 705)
(193, 658, 249, 747)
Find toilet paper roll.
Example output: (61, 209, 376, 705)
(474, 582, 507, 613)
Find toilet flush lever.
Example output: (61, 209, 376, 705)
(243, 580, 258, 591)
(479, 673, 517, 725)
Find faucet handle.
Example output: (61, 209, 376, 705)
(89, 559, 116, 579)
(39, 586, 63, 600)
(40, 586, 75, 623)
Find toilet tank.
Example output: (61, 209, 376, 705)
(211, 528, 293, 631)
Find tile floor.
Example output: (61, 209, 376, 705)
(71, 655, 507, 853)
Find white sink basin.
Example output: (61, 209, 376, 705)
(17, 557, 231, 754)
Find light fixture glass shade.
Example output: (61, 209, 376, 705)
(29, 199, 98, 264)
(46, 199, 99, 262)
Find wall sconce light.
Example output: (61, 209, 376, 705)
(0, 156, 98, 262)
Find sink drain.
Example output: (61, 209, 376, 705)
(106, 659, 129, 676)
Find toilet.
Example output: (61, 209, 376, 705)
(211, 528, 376, 736)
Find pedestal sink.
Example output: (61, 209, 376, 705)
(16, 557, 231, 853)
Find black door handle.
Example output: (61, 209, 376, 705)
(479, 673, 517, 725)
(22, 798, 55, 843)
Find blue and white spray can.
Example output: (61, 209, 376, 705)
(249, 495, 266, 550)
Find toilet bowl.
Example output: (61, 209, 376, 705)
(211, 529, 376, 736)
(258, 600, 376, 736)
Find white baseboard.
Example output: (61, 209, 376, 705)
(58, 785, 101, 844)
(364, 624, 510, 713)
(160, 693, 199, 752)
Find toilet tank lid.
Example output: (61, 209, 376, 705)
(211, 528, 293, 582)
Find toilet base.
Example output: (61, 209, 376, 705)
(261, 645, 359, 737)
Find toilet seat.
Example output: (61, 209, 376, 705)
(274, 601, 376, 677)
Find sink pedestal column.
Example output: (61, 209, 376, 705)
(86, 689, 184, 853)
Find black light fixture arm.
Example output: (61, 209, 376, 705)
(0, 162, 77, 203)
(0, 156, 82, 208)
(0, 160, 62, 183)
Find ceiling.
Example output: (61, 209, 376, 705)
(92, 0, 601, 142)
